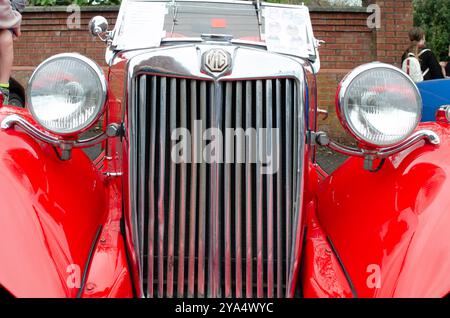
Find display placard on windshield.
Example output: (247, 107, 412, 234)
(263, 5, 315, 58)
(112, 0, 318, 64)
(113, 1, 167, 50)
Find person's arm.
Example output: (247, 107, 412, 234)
(0, 0, 22, 30)
(421, 50, 445, 80)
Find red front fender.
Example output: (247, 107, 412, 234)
(0, 107, 108, 297)
(316, 122, 450, 298)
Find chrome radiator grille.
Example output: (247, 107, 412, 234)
(132, 75, 302, 298)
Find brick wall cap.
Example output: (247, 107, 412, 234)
(24, 5, 120, 13)
(23, 4, 366, 14)
(309, 6, 367, 13)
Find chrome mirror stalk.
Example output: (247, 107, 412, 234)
(311, 129, 440, 172)
(1, 114, 122, 161)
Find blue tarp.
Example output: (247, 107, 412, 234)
(417, 79, 450, 122)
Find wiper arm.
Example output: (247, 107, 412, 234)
(253, 0, 263, 40)
(169, 0, 179, 36)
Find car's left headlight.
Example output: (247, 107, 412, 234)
(337, 63, 422, 148)
(27, 53, 107, 135)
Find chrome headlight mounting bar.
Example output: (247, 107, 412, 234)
(1, 114, 122, 161)
(311, 129, 440, 171)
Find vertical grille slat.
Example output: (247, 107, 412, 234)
(187, 80, 198, 298)
(166, 78, 177, 298)
(177, 79, 188, 298)
(147, 76, 157, 298)
(266, 80, 274, 298)
(235, 81, 243, 298)
(157, 76, 167, 298)
(197, 81, 207, 298)
(224, 82, 232, 298)
(208, 82, 221, 298)
(255, 80, 264, 298)
(244, 80, 253, 299)
(275, 79, 283, 298)
(135, 75, 302, 298)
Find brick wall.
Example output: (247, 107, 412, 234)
(313, 0, 413, 141)
(11, 1, 413, 141)
(12, 7, 118, 86)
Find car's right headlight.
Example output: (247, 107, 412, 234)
(27, 53, 107, 135)
(337, 63, 422, 148)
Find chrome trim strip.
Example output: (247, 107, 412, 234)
(138, 76, 147, 289)
(0, 114, 111, 148)
(288, 79, 306, 298)
(316, 129, 441, 158)
(128, 45, 305, 81)
(288, 82, 299, 296)
(0, 114, 120, 162)
(284, 79, 292, 294)
(161, 38, 266, 48)
(130, 75, 142, 296)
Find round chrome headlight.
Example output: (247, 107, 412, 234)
(27, 53, 107, 135)
(337, 63, 422, 148)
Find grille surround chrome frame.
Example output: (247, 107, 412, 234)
(124, 44, 307, 298)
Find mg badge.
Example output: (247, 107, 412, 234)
(203, 49, 231, 74)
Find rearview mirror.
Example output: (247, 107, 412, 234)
(89, 16, 109, 37)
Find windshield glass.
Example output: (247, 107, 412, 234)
(112, 0, 318, 61)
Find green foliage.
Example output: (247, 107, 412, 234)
(414, 0, 450, 61)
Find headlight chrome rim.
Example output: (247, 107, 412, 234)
(26, 53, 108, 136)
(337, 62, 422, 148)
(445, 106, 450, 122)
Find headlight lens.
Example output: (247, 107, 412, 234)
(27, 53, 107, 135)
(337, 63, 421, 147)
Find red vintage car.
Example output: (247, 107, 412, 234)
(0, 0, 449, 298)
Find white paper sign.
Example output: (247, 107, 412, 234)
(264, 6, 314, 58)
(113, 1, 167, 50)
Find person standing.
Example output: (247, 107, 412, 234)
(402, 27, 444, 81)
(445, 46, 450, 78)
(0, 0, 23, 105)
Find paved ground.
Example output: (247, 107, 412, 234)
(316, 146, 348, 175)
